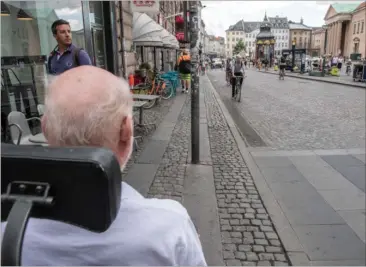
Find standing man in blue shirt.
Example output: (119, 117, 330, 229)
(48, 19, 92, 75)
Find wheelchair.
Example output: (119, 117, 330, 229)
(1, 144, 122, 266)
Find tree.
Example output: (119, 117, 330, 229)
(233, 39, 247, 56)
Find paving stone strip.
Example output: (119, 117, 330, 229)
(202, 83, 290, 266)
(147, 95, 191, 203)
(122, 98, 174, 176)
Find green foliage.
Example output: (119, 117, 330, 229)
(139, 62, 152, 70)
(233, 39, 247, 55)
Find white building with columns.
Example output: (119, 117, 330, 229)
(324, 2, 365, 58)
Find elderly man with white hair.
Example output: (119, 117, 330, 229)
(15, 66, 207, 266)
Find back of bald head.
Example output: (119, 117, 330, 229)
(43, 66, 133, 148)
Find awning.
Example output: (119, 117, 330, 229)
(161, 29, 174, 48)
(133, 12, 163, 47)
(169, 36, 179, 49)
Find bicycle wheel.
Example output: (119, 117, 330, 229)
(161, 81, 173, 100)
(142, 83, 157, 109)
(236, 84, 241, 102)
(143, 97, 157, 109)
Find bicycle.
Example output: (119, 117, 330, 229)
(133, 72, 173, 109)
(346, 65, 351, 76)
(232, 74, 244, 102)
(226, 70, 232, 86)
(279, 67, 285, 80)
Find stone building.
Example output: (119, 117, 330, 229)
(244, 22, 261, 59)
(323, 2, 365, 58)
(207, 35, 225, 58)
(311, 27, 326, 56)
(225, 20, 245, 58)
(288, 18, 312, 50)
(226, 16, 290, 59)
(268, 16, 290, 56)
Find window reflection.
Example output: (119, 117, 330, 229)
(1, 0, 85, 140)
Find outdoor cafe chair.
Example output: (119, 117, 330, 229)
(7, 111, 47, 146)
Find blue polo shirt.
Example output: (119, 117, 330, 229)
(48, 44, 92, 75)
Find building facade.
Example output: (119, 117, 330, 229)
(311, 27, 326, 56)
(269, 16, 289, 56)
(244, 22, 261, 59)
(207, 35, 225, 58)
(289, 18, 312, 50)
(225, 20, 245, 57)
(226, 16, 290, 59)
(324, 2, 365, 58)
(1, 0, 184, 142)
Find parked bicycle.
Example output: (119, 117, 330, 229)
(133, 71, 173, 109)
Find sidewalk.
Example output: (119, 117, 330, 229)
(258, 68, 366, 88)
(122, 75, 365, 266)
(123, 80, 289, 266)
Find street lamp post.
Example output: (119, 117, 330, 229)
(291, 39, 296, 71)
(322, 25, 328, 77)
(189, 1, 200, 164)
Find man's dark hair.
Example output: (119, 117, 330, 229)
(51, 19, 70, 35)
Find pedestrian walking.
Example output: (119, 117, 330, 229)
(177, 49, 191, 93)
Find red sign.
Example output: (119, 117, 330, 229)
(176, 32, 184, 41)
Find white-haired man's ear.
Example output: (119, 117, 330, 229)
(116, 115, 134, 168)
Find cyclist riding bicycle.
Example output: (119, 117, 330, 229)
(279, 56, 286, 78)
(226, 57, 233, 84)
(262, 58, 269, 71)
(345, 59, 352, 75)
(231, 55, 245, 98)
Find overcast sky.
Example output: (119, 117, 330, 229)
(201, 1, 362, 37)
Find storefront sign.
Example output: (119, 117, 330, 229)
(131, 1, 159, 14)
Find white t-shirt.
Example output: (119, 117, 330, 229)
(1, 182, 207, 266)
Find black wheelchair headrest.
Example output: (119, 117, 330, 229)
(1, 144, 122, 266)
(1, 144, 122, 232)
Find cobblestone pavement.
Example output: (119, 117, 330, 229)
(147, 94, 190, 203)
(208, 69, 365, 150)
(202, 79, 289, 266)
(261, 68, 366, 88)
(122, 98, 174, 176)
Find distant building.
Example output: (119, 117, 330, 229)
(226, 15, 290, 58)
(207, 35, 225, 58)
(244, 22, 261, 59)
(268, 16, 290, 56)
(324, 2, 365, 58)
(225, 20, 245, 57)
(311, 27, 326, 56)
(288, 18, 312, 50)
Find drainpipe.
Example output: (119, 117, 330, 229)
(118, 2, 126, 78)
